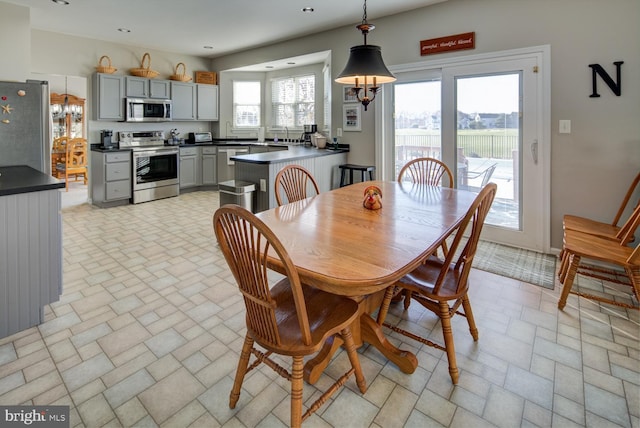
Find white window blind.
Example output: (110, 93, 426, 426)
(271, 74, 315, 128)
(233, 81, 261, 127)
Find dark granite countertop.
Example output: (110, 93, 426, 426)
(0, 165, 65, 196)
(230, 146, 348, 165)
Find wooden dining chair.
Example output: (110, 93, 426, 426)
(51, 136, 70, 178)
(397, 157, 454, 187)
(558, 171, 640, 280)
(377, 183, 497, 384)
(559, 204, 640, 282)
(56, 138, 87, 191)
(274, 164, 320, 206)
(557, 230, 640, 311)
(213, 205, 366, 427)
(396, 157, 455, 309)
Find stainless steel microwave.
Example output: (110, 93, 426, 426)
(124, 98, 172, 122)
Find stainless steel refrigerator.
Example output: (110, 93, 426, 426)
(0, 80, 51, 174)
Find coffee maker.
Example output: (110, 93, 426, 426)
(100, 130, 114, 149)
(303, 124, 317, 145)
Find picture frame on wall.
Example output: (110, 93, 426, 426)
(343, 105, 361, 131)
(343, 87, 358, 103)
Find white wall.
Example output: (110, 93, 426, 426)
(209, 0, 640, 250)
(0, 2, 30, 80)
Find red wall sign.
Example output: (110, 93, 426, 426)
(420, 32, 475, 56)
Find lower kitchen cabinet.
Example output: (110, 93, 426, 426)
(91, 150, 132, 207)
(201, 146, 217, 185)
(179, 146, 200, 189)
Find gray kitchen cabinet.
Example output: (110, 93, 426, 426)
(91, 150, 132, 207)
(171, 81, 196, 120)
(93, 73, 124, 121)
(196, 84, 219, 121)
(125, 76, 149, 97)
(150, 80, 171, 99)
(201, 146, 217, 185)
(126, 77, 171, 99)
(179, 146, 200, 188)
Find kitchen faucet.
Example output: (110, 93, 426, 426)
(284, 127, 289, 143)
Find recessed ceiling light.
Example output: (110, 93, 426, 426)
(52, 0, 70, 5)
(287, 62, 296, 65)
(118, 28, 131, 33)
(265, 66, 274, 69)
(203, 46, 214, 50)
(302, 7, 314, 13)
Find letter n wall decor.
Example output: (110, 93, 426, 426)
(589, 61, 623, 97)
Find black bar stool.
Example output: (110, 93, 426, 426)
(339, 164, 376, 187)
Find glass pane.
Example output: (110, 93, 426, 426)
(393, 81, 442, 179)
(455, 73, 521, 230)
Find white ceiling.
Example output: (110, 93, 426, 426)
(4, 0, 445, 58)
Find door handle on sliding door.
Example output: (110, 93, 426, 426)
(530, 139, 538, 164)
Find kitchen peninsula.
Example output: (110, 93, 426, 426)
(232, 145, 348, 212)
(0, 166, 64, 339)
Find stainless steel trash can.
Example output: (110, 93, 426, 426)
(219, 180, 256, 212)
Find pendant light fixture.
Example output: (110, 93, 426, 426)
(335, 0, 396, 111)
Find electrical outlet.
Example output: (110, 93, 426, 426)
(337, 128, 343, 137)
(260, 179, 266, 192)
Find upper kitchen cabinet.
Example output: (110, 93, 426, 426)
(196, 84, 219, 121)
(50, 92, 84, 139)
(171, 81, 197, 121)
(93, 73, 125, 121)
(125, 76, 171, 99)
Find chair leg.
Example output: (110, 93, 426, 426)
(230, 335, 254, 409)
(461, 295, 478, 341)
(290, 356, 304, 428)
(558, 254, 580, 310)
(341, 327, 367, 393)
(558, 250, 570, 282)
(557, 248, 566, 278)
(376, 286, 396, 325)
(403, 290, 412, 310)
(438, 300, 459, 384)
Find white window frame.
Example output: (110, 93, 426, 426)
(270, 74, 315, 131)
(232, 80, 261, 129)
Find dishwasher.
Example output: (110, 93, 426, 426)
(217, 146, 249, 183)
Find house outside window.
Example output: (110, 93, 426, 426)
(233, 81, 261, 128)
(271, 75, 315, 129)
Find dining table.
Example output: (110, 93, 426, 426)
(255, 180, 478, 383)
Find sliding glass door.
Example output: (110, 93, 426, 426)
(383, 49, 548, 251)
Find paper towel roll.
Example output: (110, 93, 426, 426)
(257, 127, 265, 143)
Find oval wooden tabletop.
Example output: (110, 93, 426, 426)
(256, 181, 477, 296)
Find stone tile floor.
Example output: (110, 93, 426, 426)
(0, 190, 638, 427)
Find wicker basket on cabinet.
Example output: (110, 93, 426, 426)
(129, 53, 159, 78)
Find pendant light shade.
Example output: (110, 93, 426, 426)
(335, 45, 396, 86)
(335, 0, 396, 110)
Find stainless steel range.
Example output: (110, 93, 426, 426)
(118, 131, 179, 204)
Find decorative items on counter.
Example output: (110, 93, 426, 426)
(363, 185, 382, 210)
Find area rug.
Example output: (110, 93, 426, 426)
(472, 241, 557, 289)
